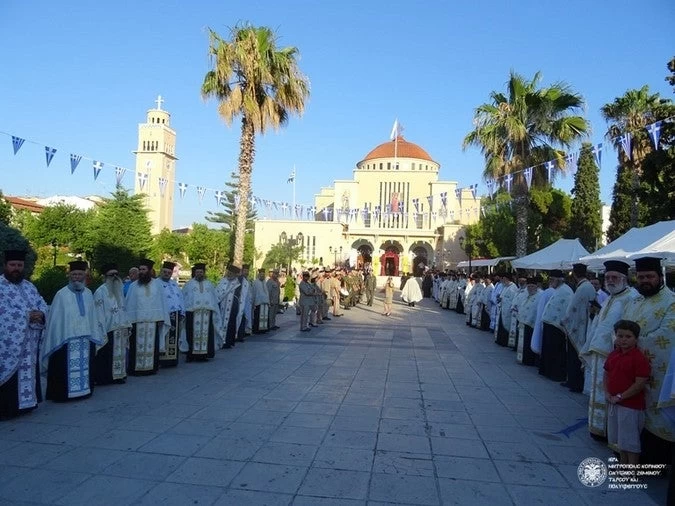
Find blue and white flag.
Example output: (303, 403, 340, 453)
(115, 166, 126, 185)
(470, 184, 478, 199)
(234, 194, 240, 210)
(481, 206, 486, 217)
(449, 210, 455, 221)
(455, 188, 461, 200)
(138, 172, 149, 191)
(287, 168, 295, 184)
(70, 154, 82, 174)
(618, 133, 632, 160)
(426, 195, 433, 209)
(592, 143, 603, 167)
(440, 191, 447, 208)
(11, 136, 25, 155)
(504, 174, 513, 193)
(322, 207, 329, 220)
(159, 177, 168, 197)
(92, 160, 103, 180)
(545, 160, 555, 182)
(565, 152, 578, 175)
(412, 198, 420, 213)
(280, 202, 289, 215)
(373, 205, 380, 219)
(647, 121, 662, 149)
(178, 182, 188, 198)
(197, 186, 206, 203)
(361, 207, 368, 221)
(45, 146, 57, 167)
(486, 179, 495, 198)
(524, 167, 533, 189)
(431, 211, 437, 222)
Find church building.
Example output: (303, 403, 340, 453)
(254, 135, 479, 275)
(134, 96, 178, 235)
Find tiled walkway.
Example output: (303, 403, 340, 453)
(0, 296, 667, 505)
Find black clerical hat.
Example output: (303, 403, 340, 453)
(69, 260, 88, 272)
(634, 257, 662, 273)
(603, 260, 629, 276)
(162, 261, 176, 270)
(549, 269, 564, 278)
(572, 263, 587, 276)
(3, 250, 26, 262)
(193, 263, 206, 271)
(140, 258, 154, 268)
(101, 262, 118, 274)
(226, 264, 240, 275)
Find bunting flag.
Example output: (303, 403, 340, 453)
(565, 152, 578, 175)
(280, 202, 289, 215)
(373, 205, 380, 220)
(361, 207, 368, 221)
(647, 121, 662, 149)
(70, 154, 82, 174)
(449, 210, 455, 220)
(504, 174, 513, 193)
(486, 179, 495, 198)
(439, 207, 447, 218)
(234, 194, 241, 210)
(440, 191, 447, 208)
(178, 182, 188, 198)
(197, 186, 206, 203)
(412, 198, 420, 213)
(545, 161, 555, 182)
(524, 167, 533, 189)
(470, 184, 478, 199)
(92, 160, 103, 181)
(618, 133, 632, 161)
(114, 166, 126, 185)
(426, 195, 433, 209)
(455, 188, 461, 200)
(159, 177, 168, 197)
(481, 206, 486, 217)
(11, 136, 25, 155)
(138, 173, 148, 191)
(322, 207, 329, 220)
(592, 143, 603, 167)
(44, 146, 57, 167)
(431, 211, 437, 221)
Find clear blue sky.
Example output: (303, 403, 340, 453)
(1, 0, 673, 228)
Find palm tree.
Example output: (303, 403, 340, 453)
(463, 71, 589, 256)
(601, 86, 664, 230)
(202, 24, 310, 267)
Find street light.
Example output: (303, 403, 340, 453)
(51, 238, 58, 268)
(328, 246, 343, 267)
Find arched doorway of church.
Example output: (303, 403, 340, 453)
(411, 245, 429, 277)
(351, 239, 374, 270)
(379, 240, 403, 276)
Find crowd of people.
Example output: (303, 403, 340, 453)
(430, 257, 673, 485)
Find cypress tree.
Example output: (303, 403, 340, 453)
(569, 143, 603, 250)
(607, 160, 634, 242)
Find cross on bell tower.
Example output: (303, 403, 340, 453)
(133, 96, 178, 234)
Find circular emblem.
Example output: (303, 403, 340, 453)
(577, 457, 608, 487)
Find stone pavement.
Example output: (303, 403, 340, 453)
(0, 296, 667, 505)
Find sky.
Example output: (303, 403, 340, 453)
(0, 0, 673, 228)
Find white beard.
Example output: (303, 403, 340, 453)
(605, 280, 626, 295)
(106, 277, 124, 305)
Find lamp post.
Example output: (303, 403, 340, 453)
(51, 238, 58, 268)
(329, 246, 343, 267)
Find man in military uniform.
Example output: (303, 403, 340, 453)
(365, 270, 377, 306)
(266, 269, 281, 330)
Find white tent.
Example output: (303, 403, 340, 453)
(456, 256, 516, 269)
(579, 220, 675, 270)
(511, 239, 590, 270)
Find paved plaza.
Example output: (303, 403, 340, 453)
(0, 296, 667, 505)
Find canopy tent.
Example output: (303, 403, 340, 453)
(511, 239, 590, 270)
(579, 220, 675, 270)
(456, 256, 515, 269)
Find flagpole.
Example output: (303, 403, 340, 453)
(292, 165, 296, 220)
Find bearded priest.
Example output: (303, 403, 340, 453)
(125, 259, 170, 375)
(182, 263, 221, 361)
(93, 263, 131, 384)
(42, 260, 104, 401)
(158, 261, 185, 367)
(0, 250, 47, 420)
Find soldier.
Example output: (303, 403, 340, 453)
(298, 271, 314, 332)
(266, 269, 281, 330)
(331, 270, 343, 317)
(365, 270, 377, 306)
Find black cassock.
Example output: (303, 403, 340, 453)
(46, 341, 96, 402)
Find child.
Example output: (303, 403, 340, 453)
(603, 319, 651, 465)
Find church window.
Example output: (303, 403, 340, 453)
(395, 163, 399, 170)
(412, 163, 415, 170)
(379, 163, 383, 170)
(387, 162, 391, 170)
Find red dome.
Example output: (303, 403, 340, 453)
(362, 136, 435, 163)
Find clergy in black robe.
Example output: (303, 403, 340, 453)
(182, 264, 220, 361)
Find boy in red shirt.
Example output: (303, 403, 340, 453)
(604, 320, 651, 465)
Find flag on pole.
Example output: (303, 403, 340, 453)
(390, 119, 402, 140)
(92, 160, 103, 180)
(287, 168, 295, 183)
(45, 146, 57, 167)
(70, 154, 82, 174)
(11, 136, 25, 155)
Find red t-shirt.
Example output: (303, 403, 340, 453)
(604, 347, 651, 410)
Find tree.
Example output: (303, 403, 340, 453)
(463, 71, 589, 256)
(0, 191, 12, 225)
(601, 86, 670, 234)
(261, 241, 304, 271)
(528, 187, 572, 251)
(206, 171, 257, 261)
(82, 188, 152, 273)
(0, 223, 37, 277)
(568, 143, 602, 250)
(666, 56, 675, 90)
(151, 229, 187, 265)
(184, 223, 230, 280)
(22, 203, 94, 253)
(202, 24, 310, 268)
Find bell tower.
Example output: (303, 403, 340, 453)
(134, 95, 178, 234)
